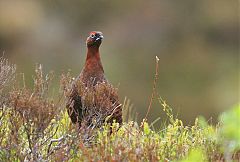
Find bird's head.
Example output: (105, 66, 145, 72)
(86, 31, 104, 48)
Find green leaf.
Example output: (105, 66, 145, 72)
(179, 148, 206, 162)
(143, 122, 151, 135)
(219, 104, 240, 145)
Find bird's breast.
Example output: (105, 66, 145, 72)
(80, 61, 106, 85)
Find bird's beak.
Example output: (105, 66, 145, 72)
(95, 35, 104, 41)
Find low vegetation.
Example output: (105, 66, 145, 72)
(0, 56, 239, 161)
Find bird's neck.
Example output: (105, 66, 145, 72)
(86, 46, 100, 60)
(85, 46, 104, 72)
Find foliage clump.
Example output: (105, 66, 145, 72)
(9, 65, 55, 132)
(0, 57, 239, 161)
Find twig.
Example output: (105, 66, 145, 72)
(41, 125, 59, 147)
(23, 122, 33, 154)
(144, 56, 160, 120)
(47, 134, 72, 154)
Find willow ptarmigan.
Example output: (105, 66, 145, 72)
(66, 31, 122, 128)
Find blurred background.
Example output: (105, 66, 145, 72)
(0, 0, 239, 124)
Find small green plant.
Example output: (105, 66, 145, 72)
(218, 104, 240, 161)
(180, 148, 206, 162)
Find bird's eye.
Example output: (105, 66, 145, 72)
(90, 34, 95, 38)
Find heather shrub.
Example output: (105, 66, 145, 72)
(0, 57, 239, 161)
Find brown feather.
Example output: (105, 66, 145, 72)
(66, 32, 122, 127)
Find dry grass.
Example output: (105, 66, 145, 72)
(0, 56, 16, 92)
(9, 65, 55, 133)
(0, 56, 16, 109)
(0, 64, 61, 161)
(0, 57, 239, 161)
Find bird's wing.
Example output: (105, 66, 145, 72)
(66, 81, 83, 124)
